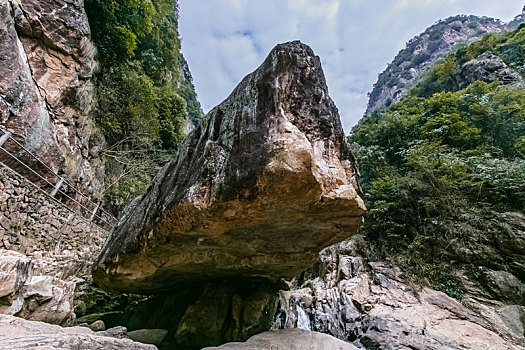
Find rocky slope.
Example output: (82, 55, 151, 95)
(365, 15, 509, 115)
(92, 41, 365, 294)
(276, 233, 525, 350)
(0, 0, 104, 198)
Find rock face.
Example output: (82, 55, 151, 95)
(0, 314, 156, 350)
(0, 0, 104, 198)
(0, 250, 76, 326)
(365, 15, 507, 115)
(202, 329, 360, 350)
(275, 235, 525, 350)
(453, 51, 523, 89)
(93, 41, 365, 293)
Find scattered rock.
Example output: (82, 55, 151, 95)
(76, 311, 124, 325)
(115, 282, 278, 349)
(89, 320, 106, 332)
(0, 250, 77, 325)
(127, 329, 168, 346)
(202, 329, 359, 350)
(0, 250, 32, 315)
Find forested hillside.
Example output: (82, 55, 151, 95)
(365, 15, 507, 115)
(350, 24, 525, 300)
(85, 0, 203, 212)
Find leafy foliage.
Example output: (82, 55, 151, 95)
(350, 81, 525, 297)
(85, 0, 203, 212)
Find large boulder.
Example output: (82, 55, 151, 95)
(93, 41, 365, 293)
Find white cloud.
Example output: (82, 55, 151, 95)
(179, 0, 524, 132)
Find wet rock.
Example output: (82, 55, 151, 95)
(115, 282, 278, 349)
(76, 311, 124, 326)
(93, 41, 365, 293)
(202, 329, 360, 350)
(74, 299, 87, 316)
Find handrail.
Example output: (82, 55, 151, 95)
(0, 129, 117, 230)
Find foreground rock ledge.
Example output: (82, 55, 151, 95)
(93, 41, 366, 293)
(0, 315, 155, 350)
(202, 329, 359, 350)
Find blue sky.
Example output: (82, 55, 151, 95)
(179, 0, 524, 132)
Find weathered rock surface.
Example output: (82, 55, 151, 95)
(454, 51, 523, 89)
(0, 250, 76, 325)
(275, 235, 525, 350)
(0, 314, 156, 350)
(0, 0, 103, 197)
(93, 41, 365, 293)
(203, 329, 359, 350)
(0, 250, 31, 315)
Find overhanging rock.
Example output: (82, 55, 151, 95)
(93, 41, 366, 293)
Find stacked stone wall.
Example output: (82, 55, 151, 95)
(0, 163, 108, 280)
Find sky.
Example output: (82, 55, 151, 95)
(178, 0, 524, 132)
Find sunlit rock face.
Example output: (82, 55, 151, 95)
(93, 41, 366, 294)
(0, 0, 103, 197)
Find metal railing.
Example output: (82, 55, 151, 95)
(0, 129, 117, 230)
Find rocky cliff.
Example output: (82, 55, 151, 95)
(365, 15, 509, 115)
(274, 232, 525, 350)
(0, 0, 104, 198)
(93, 40, 365, 294)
